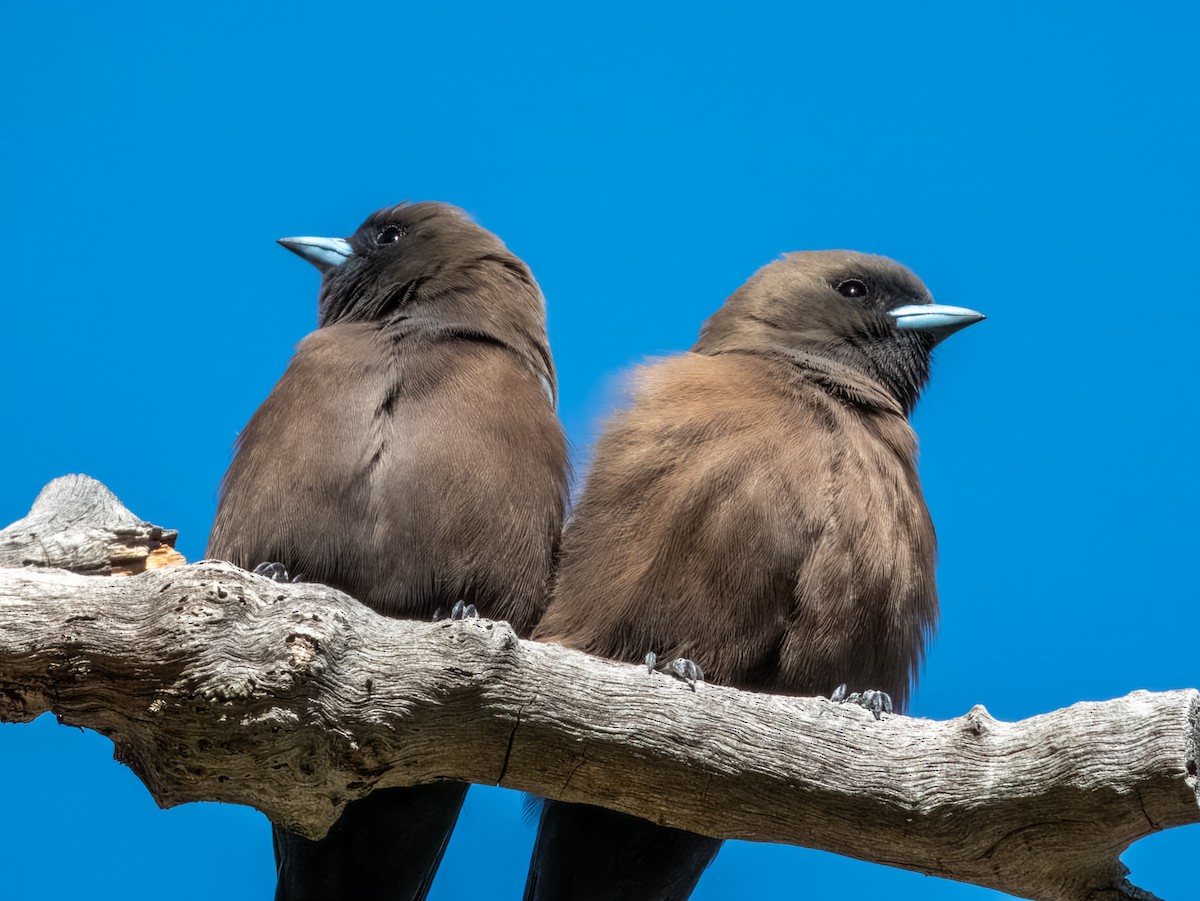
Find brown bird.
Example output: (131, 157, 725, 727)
(523, 251, 982, 901)
(207, 201, 568, 901)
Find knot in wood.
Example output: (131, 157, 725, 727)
(285, 630, 324, 674)
(963, 704, 994, 737)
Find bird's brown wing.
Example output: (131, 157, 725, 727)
(208, 322, 568, 633)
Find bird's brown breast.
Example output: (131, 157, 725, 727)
(535, 351, 936, 709)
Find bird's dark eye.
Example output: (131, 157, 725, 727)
(376, 225, 407, 244)
(836, 278, 870, 299)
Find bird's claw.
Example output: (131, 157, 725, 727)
(253, 562, 302, 583)
(830, 683, 893, 719)
(449, 600, 479, 621)
(666, 658, 704, 690)
(646, 652, 704, 690)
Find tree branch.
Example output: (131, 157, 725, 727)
(0, 475, 185, 574)
(0, 477, 1195, 901)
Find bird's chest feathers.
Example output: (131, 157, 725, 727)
(778, 400, 936, 689)
(794, 401, 930, 577)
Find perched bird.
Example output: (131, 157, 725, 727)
(207, 201, 568, 901)
(524, 251, 982, 901)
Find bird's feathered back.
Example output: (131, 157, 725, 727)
(208, 202, 568, 633)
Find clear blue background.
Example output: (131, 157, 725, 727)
(2, 3, 1196, 898)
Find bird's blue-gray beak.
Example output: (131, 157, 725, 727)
(890, 303, 985, 344)
(277, 236, 354, 273)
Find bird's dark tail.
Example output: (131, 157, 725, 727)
(273, 782, 468, 901)
(523, 799, 722, 901)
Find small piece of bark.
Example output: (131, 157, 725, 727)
(0, 475, 185, 575)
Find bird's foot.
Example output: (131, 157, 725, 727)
(830, 683, 893, 719)
(433, 599, 479, 622)
(645, 652, 704, 691)
(253, 562, 303, 583)
(666, 658, 704, 690)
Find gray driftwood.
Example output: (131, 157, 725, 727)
(0, 477, 1196, 901)
(0, 474, 184, 574)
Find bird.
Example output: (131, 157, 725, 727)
(523, 251, 983, 901)
(206, 201, 569, 901)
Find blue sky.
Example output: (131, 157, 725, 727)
(2, 2, 1197, 898)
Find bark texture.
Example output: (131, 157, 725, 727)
(0, 475, 184, 574)
(0, 476, 1195, 901)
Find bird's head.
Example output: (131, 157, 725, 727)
(693, 251, 983, 414)
(278, 201, 555, 397)
(279, 201, 532, 325)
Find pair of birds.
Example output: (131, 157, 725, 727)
(206, 201, 983, 901)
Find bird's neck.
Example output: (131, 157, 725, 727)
(702, 343, 908, 417)
(325, 265, 557, 405)
(379, 311, 556, 408)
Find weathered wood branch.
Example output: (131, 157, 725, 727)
(0, 478, 1196, 901)
(0, 475, 185, 574)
